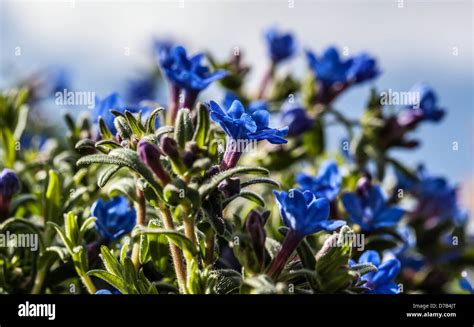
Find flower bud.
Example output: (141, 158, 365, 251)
(160, 135, 188, 175)
(0, 169, 20, 219)
(137, 139, 170, 186)
(160, 136, 180, 160)
(245, 210, 266, 268)
(218, 177, 241, 198)
(356, 173, 372, 198)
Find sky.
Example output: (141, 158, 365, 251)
(0, 0, 473, 190)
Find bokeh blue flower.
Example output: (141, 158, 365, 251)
(91, 196, 136, 242)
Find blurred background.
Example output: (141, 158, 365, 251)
(0, 0, 472, 221)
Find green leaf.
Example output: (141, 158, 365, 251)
(175, 108, 194, 149)
(296, 238, 316, 270)
(199, 166, 269, 199)
(13, 104, 29, 140)
(350, 263, 377, 276)
(77, 149, 163, 198)
(155, 126, 174, 139)
(122, 257, 139, 293)
(303, 118, 325, 156)
(146, 107, 164, 134)
(45, 170, 62, 223)
(192, 103, 210, 148)
(65, 211, 79, 246)
(222, 191, 265, 208)
(95, 140, 122, 153)
(114, 116, 133, 140)
(75, 139, 96, 152)
(88, 270, 128, 294)
(99, 245, 123, 278)
(97, 165, 122, 188)
(78, 217, 96, 241)
(133, 226, 197, 257)
(0, 128, 16, 167)
(98, 116, 113, 139)
(240, 178, 280, 189)
(125, 110, 145, 137)
(47, 222, 74, 253)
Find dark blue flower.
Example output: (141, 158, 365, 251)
(208, 100, 288, 144)
(296, 160, 341, 201)
(264, 26, 297, 63)
(410, 83, 445, 122)
(222, 91, 268, 115)
(95, 289, 121, 295)
(396, 165, 468, 226)
(352, 250, 401, 294)
(28, 66, 70, 100)
(91, 196, 136, 242)
(305, 47, 379, 89)
(280, 102, 314, 137)
(125, 74, 157, 104)
(0, 169, 20, 199)
(342, 185, 405, 231)
(158, 45, 227, 92)
(459, 271, 474, 294)
(273, 189, 345, 236)
(396, 83, 445, 128)
(91, 93, 156, 135)
(391, 226, 425, 271)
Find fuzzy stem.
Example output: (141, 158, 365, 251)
(81, 274, 96, 294)
(131, 187, 147, 271)
(181, 90, 199, 111)
(204, 229, 215, 267)
(167, 84, 181, 125)
(257, 62, 275, 99)
(267, 230, 303, 280)
(220, 140, 245, 171)
(159, 204, 186, 293)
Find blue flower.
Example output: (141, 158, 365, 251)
(0, 169, 20, 199)
(396, 165, 468, 226)
(280, 102, 314, 137)
(410, 83, 445, 122)
(208, 100, 288, 144)
(342, 185, 405, 231)
(222, 91, 268, 115)
(91, 93, 155, 135)
(125, 74, 157, 104)
(264, 26, 297, 63)
(95, 289, 121, 295)
(391, 226, 425, 271)
(91, 196, 136, 242)
(459, 271, 474, 294)
(273, 189, 346, 236)
(351, 250, 401, 294)
(305, 47, 379, 89)
(396, 83, 445, 128)
(158, 45, 227, 92)
(296, 160, 341, 201)
(0, 169, 20, 218)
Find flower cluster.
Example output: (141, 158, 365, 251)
(0, 24, 470, 297)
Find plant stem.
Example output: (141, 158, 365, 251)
(31, 266, 47, 294)
(159, 204, 187, 293)
(81, 273, 96, 294)
(167, 84, 181, 125)
(204, 229, 215, 267)
(257, 62, 275, 99)
(131, 186, 146, 271)
(267, 230, 303, 280)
